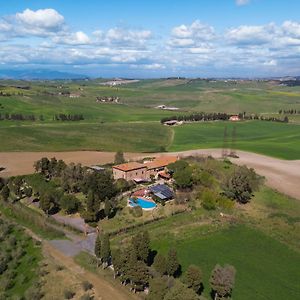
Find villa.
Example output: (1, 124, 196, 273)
(112, 162, 147, 181)
(112, 155, 178, 181)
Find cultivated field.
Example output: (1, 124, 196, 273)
(1, 79, 300, 158)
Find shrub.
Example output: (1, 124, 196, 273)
(201, 189, 218, 210)
(130, 206, 143, 217)
(82, 281, 93, 291)
(80, 294, 93, 300)
(218, 196, 235, 210)
(63, 289, 75, 299)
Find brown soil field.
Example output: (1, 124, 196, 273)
(1, 149, 299, 200)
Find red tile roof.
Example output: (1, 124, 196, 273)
(113, 162, 146, 172)
(145, 156, 178, 170)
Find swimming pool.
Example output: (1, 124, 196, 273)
(129, 198, 157, 210)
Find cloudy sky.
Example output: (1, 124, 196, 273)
(1, 0, 300, 77)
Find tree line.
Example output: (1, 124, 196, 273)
(160, 112, 289, 124)
(0, 113, 42, 121)
(53, 114, 84, 121)
(94, 230, 236, 300)
(278, 109, 300, 114)
(0, 113, 85, 121)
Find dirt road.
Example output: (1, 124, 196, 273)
(1, 149, 299, 200)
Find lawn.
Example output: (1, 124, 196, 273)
(169, 121, 300, 159)
(151, 225, 300, 300)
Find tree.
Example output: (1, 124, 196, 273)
(39, 193, 55, 215)
(104, 198, 111, 218)
(86, 190, 99, 217)
(100, 233, 111, 267)
(164, 280, 201, 300)
(166, 248, 180, 277)
(114, 151, 125, 165)
(183, 265, 203, 294)
(153, 254, 167, 276)
(24, 186, 33, 198)
(0, 177, 5, 191)
(112, 249, 126, 278)
(173, 167, 193, 189)
(132, 231, 150, 262)
(94, 234, 102, 266)
(0, 185, 10, 202)
(210, 264, 236, 300)
(223, 166, 261, 204)
(60, 194, 80, 214)
(169, 160, 193, 190)
(147, 276, 169, 300)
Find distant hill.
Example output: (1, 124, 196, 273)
(0, 69, 89, 80)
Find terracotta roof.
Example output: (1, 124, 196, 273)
(145, 156, 178, 170)
(113, 162, 146, 172)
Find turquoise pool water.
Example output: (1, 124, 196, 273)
(129, 198, 157, 209)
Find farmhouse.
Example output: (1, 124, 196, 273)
(113, 162, 147, 181)
(229, 115, 240, 122)
(145, 156, 178, 178)
(229, 115, 240, 121)
(163, 120, 182, 126)
(113, 155, 178, 181)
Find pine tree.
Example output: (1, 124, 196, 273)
(94, 234, 102, 265)
(184, 265, 203, 294)
(104, 198, 111, 218)
(0, 185, 10, 202)
(132, 231, 150, 262)
(153, 254, 167, 276)
(100, 233, 111, 267)
(166, 248, 180, 277)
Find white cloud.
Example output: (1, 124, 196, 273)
(16, 8, 64, 29)
(236, 0, 250, 6)
(144, 63, 165, 70)
(226, 24, 275, 45)
(1, 9, 300, 76)
(171, 20, 215, 41)
(263, 60, 277, 66)
(54, 31, 90, 45)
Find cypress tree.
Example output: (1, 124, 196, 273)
(100, 233, 111, 267)
(166, 248, 180, 277)
(153, 254, 167, 276)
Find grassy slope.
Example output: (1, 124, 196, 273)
(152, 225, 300, 300)
(0, 121, 172, 152)
(169, 121, 300, 159)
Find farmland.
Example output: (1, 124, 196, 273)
(0, 79, 300, 158)
(110, 186, 300, 300)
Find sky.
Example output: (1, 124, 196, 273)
(1, 0, 300, 78)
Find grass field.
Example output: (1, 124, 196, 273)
(109, 184, 300, 300)
(1, 79, 300, 158)
(169, 121, 300, 159)
(151, 225, 300, 300)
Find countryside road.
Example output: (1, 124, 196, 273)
(1, 149, 300, 200)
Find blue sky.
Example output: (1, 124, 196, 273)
(1, 0, 300, 77)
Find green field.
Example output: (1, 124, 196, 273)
(169, 121, 300, 159)
(0, 79, 300, 158)
(152, 225, 300, 300)
(110, 185, 300, 300)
